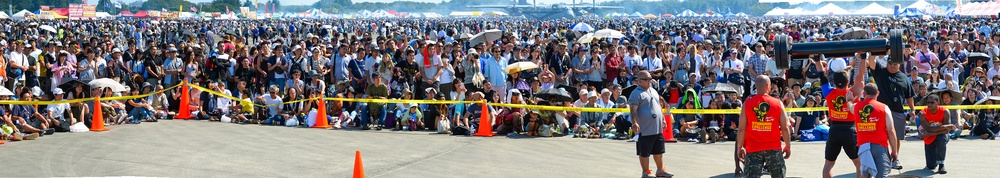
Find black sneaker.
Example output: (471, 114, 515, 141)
(43, 128, 55, 135)
(361, 126, 371, 130)
(937, 164, 947, 174)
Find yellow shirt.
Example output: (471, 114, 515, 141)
(240, 98, 254, 113)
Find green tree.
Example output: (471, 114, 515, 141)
(269, 0, 282, 11)
(243, 0, 254, 8)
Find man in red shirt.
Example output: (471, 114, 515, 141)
(736, 75, 791, 178)
(918, 94, 954, 174)
(854, 84, 900, 178)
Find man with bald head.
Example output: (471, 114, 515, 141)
(864, 51, 913, 170)
(736, 75, 792, 178)
(628, 70, 673, 178)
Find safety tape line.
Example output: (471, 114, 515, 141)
(0, 83, 182, 105)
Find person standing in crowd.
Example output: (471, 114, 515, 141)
(918, 94, 954, 174)
(864, 50, 915, 170)
(736, 75, 791, 178)
(628, 70, 673, 178)
(853, 83, 900, 178)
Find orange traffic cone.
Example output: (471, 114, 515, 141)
(473, 100, 494, 137)
(90, 96, 109, 132)
(312, 97, 331, 128)
(174, 79, 194, 120)
(353, 150, 365, 178)
(663, 114, 677, 143)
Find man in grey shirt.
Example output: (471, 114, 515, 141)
(629, 70, 673, 178)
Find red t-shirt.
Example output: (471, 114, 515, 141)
(921, 106, 946, 145)
(826, 89, 852, 122)
(743, 94, 783, 153)
(855, 99, 889, 148)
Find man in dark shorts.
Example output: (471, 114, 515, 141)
(736, 75, 791, 178)
(864, 50, 914, 170)
(628, 71, 673, 178)
(823, 71, 861, 178)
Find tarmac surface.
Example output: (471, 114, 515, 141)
(0, 119, 997, 177)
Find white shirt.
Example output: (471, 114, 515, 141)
(264, 94, 283, 116)
(8, 51, 26, 80)
(987, 67, 1000, 81)
(217, 89, 232, 111)
(439, 57, 454, 84)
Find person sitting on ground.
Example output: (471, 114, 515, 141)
(399, 103, 422, 131)
(793, 97, 825, 141)
(11, 90, 52, 136)
(281, 87, 305, 127)
(497, 89, 526, 135)
(46, 88, 72, 132)
(260, 85, 285, 125)
(365, 74, 389, 130)
(127, 86, 153, 123)
(701, 98, 725, 143)
(147, 84, 169, 120)
(196, 82, 221, 121)
(677, 98, 703, 142)
(973, 99, 1000, 140)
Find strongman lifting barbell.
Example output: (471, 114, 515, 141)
(772, 29, 906, 69)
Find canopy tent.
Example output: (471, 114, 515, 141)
(643, 14, 656, 19)
(0, 11, 7, 19)
(450, 11, 483, 17)
(810, 3, 851, 15)
(960, 2, 1000, 16)
(899, 7, 923, 18)
(118, 10, 134, 17)
(763, 8, 808, 16)
(702, 13, 723, 18)
(95, 12, 113, 19)
(907, 0, 932, 10)
(12, 10, 34, 19)
(733, 12, 749, 17)
(660, 14, 673, 18)
(854, 3, 893, 15)
(677, 10, 698, 17)
(133, 10, 148, 18)
(629, 12, 642, 18)
(421, 12, 443, 18)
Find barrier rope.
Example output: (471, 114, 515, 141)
(0, 82, 182, 105)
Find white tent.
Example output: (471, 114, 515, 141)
(0, 11, 8, 19)
(763, 8, 808, 16)
(449, 11, 482, 17)
(421, 12, 443, 18)
(854, 3, 893, 15)
(95, 12, 113, 19)
(810, 3, 851, 15)
(907, 0, 932, 9)
(677, 10, 698, 17)
(733, 12, 749, 17)
(12, 10, 33, 19)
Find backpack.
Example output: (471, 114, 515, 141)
(451, 125, 471, 136)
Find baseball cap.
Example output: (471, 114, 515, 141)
(52, 88, 65, 95)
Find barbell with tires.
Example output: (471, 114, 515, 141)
(773, 29, 905, 69)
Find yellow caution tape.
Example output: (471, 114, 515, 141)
(0, 83, 181, 105)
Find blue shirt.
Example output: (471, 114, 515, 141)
(482, 54, 507, 87)
(332, 54, 350, 81)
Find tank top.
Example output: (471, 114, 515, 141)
(743, 94, 783, 153)
(921, 106, 947, 145)
(854, 99, 889, 148)
(826, 89, 852, 122)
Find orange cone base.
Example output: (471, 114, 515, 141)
(663, 114, 677, 143)
(353, 150, 365, 178)
(312, 99, 332, 128)
(89, 96, 110, 132)
(90, 128, 109, 132)
(473, 101, 493, 137)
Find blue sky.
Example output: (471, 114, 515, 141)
(89, 0, 589, 6)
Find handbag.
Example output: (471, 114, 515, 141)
(725, 61, 746, 85)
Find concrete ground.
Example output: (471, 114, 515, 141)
(0, 120, 996, 177)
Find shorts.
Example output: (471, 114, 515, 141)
(859, 143, 891, 178)
(743, 150, 786, 178)
(636, 134, 665, 157)
(891, 112, 906, 139)
(825, 123, 859, 161)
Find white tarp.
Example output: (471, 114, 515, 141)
(12, 10, 33, 19)
(854, 3, 893, 15)
(95, 12, 113, 18)
(0, 11, 8, 19)
(677, 10, 698, 17)
(810, 3, 851, 15)
(763, 8, 808, 16)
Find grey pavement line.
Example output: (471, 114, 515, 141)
(371, 137, 481, 177)
(70, 151, 270, 177)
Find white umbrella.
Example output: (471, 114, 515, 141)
(39, 25, 56, 33)
(459, 33, 473, 39)
(770, 23, 785, 29)
(89, 78, 128, 92)
(577, 33, 599, 44)
(0, 86, 13, 96)
(505, 61, 539, 73)
(591, 29, 625, 38)
(28, 22, 38, 26)
(322, 25, 333, 29)
(150, 20, 160, 25)
(571, 22, 594, 32)
(469, 29, 502, 46)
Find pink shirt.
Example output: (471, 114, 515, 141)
(913, 50, 937, 74)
